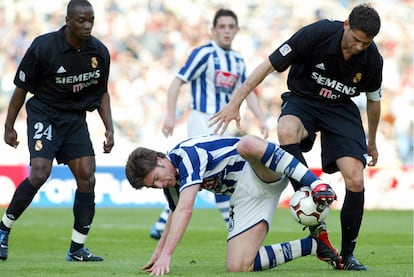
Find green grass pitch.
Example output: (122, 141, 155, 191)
(0, 208, 412, 277)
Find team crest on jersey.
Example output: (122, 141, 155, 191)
(34, 140, 43, 151)
(91, 57, 98, 68)
(353, 73, 362, 83)
(279, 43, 292, 56)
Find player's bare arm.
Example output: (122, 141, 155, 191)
(4, 87, 27, 148)
(147, 185, 199, 275)
(162, 77, 184, 137)
(209, 59, 275, 135)
(97, 92, 114, 153)
(142, 212, 173, 271)
(366, 99, 381, 166)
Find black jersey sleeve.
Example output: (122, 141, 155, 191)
(268, 22, 317, 72)
(269, 20, 336, 73)
(13, 36, 46, 93)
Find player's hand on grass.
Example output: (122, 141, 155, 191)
(141, 259, 155, 271)
(145, 255, 172, 276)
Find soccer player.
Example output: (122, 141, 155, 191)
(210, 4, 382, 270)
(0, 0, 114, 262)
(150, 8, 269, 240)
(125, 134, 341, 275)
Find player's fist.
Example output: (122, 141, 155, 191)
(311, 183, 337, 206)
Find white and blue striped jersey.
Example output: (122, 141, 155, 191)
(163, 135, 246, 210)
(177, 40, 246, 114)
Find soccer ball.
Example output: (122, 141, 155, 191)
(289, 186, 329, 226)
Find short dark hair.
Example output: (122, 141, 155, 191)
(348, 3, 381, 37)
(67, 0, 92, 17)
(125, 147, 166, 189)
(213, 8, 238, 27)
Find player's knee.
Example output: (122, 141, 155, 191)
(344, 174, 364, 192)
(76, 175, 96, 192)
(237, 135, 260, 158)
(277, 126, 299, 142)
(277, 117, 303, 143)
(29, 165, 52, 187)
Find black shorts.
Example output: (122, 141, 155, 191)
(26, 97, 94, 164)
(279, 92, 367, 173)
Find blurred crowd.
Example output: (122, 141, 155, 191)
(0, 0, 412, 167)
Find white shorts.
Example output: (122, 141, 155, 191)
(227, 163, 288, 240)
(187, 110, 231, 137)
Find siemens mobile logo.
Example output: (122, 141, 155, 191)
(311, 72, 357, 97)
(56, 70, 100, 85)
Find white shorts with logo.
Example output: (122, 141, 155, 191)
(227, 163, 288, 240)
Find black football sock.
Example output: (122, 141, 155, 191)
(5, 178, 38, 223)
(340, 189, 364, 257)
(281, 143, 308, 191)
(69, 242, 83, 253)
(70, 190, 95, 252)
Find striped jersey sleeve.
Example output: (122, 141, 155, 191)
(167, 135, 246, 195)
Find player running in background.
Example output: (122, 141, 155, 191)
(150, 8, 268, 240)
(0, 0, 114, 262)
(210, 3, 382, 270)
(125, 134, 341, 275)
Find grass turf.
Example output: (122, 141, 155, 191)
(0, 208, 412, 276)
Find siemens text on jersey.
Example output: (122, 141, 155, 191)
(311, 72, 357, 100)
(56, 70, 100, 92)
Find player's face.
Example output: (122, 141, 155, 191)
(342, 20, 373, 55)
(66, 5, 95, 42)
(211, 16, 239, 50)
(143, 157, 177, 189)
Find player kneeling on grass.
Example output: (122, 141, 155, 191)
(125, 134, 342, 275)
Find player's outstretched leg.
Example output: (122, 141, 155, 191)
(253, 235, 341, 271)
(253, 237, 315, 270)
(256, 141, 336, 202)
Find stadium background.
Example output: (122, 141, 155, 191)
(0, 0, 412, 209)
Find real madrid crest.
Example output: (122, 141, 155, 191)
(91, 57, 98, 68)
(34, 140, 43, 151)
(353, 73, 362, 83)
